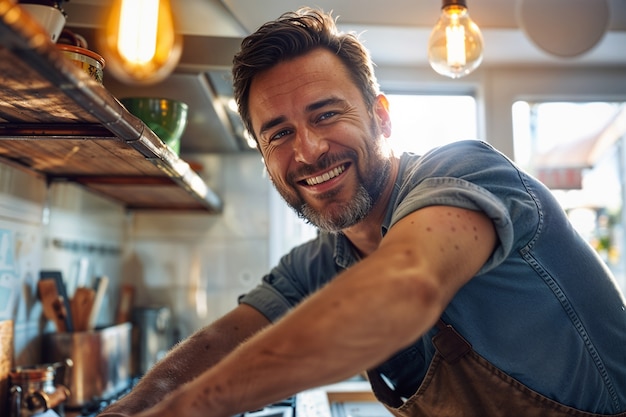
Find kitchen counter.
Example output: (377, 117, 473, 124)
(297, 380, 391, 417)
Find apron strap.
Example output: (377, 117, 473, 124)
(432, 319, 472, 363)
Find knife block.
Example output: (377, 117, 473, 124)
(42, 322, 132, 408)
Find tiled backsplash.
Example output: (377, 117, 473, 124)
(0, 153, 291, 369)
(0, 163, 127, 365)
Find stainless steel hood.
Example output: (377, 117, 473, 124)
(102, 67, 249, 154)
(62, 0, 252, 154)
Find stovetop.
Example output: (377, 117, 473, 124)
(60, 377, 139, 417)
(59, 379, 296, 417)
(240, 397, 296, 417)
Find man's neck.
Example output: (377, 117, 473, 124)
(342, 157, 399, 257)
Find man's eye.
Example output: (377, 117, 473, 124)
(317, 111, 336, 122)
(270, 129, 292, 141)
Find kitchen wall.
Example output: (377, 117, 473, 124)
(0, 152, 277, 368)
(0, 163, 46, 366)
(122, 153, 273, 339)
(0, 165, 128, 366)
(125, 154, 318, 339)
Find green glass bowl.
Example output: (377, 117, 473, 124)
(120, 97, 188, 154)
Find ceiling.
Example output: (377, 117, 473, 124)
(61, 0, 626, 154)
(223, 0, 626, 67)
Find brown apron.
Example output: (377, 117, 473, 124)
(367, 321, 626, 417)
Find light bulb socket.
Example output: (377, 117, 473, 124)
(441, 0, 467, 9)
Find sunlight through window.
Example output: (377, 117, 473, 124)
(512, 101, 626, 291)
(386, 94, 478, 156)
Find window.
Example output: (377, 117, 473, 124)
(513, 101, 626, 291)
(386, 94, 478, 155)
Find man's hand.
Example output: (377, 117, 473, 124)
(97, 304, 270, 417)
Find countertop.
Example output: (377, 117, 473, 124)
(296, 380, 381, 417)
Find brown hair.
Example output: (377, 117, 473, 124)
(232, 7, 380, 141)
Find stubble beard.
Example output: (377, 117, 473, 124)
(277, 145, 392, 233)
(299, 181, 374, 232)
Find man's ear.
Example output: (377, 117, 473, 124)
(374, 94, 392, 138)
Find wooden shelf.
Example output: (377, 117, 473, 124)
(0, 1, 222, 212)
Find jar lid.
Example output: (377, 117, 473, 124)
(9, 365, 55, 383)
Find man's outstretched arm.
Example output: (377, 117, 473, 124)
(99, 303, 271, 417)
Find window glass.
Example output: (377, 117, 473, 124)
(386, 94, 478, 155)
(513, 101, 626, 291)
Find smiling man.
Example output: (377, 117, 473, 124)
(100, 7, 626, 417)
(249, 47, 394, 235)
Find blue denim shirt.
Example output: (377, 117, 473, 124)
(240, 140, 626, 414)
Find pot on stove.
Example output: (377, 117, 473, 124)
(132, 306, 174, 376)
(9, 359, 72, 417)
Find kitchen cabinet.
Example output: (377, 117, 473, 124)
(0, 3, 222, 212)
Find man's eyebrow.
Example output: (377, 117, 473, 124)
(259, 116, 287, 137)
(306, 97, 344, 113)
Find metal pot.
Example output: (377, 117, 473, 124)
(9, 359, 71, 417)
(132, 306, 174, 376)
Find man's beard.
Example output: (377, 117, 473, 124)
(299, 179, 376, 232)
(276, 145, 392, 233)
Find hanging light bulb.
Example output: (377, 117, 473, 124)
(428, 0, 483, 79)
(98, 0, 182, 85)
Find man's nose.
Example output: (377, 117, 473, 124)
(293, 128, 329, 164)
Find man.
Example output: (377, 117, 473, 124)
(101, 7, 626, 417)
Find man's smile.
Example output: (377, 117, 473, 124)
(302, 163, 348, 186)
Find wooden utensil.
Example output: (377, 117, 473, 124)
(40, 271, 74, 332)
(37, 280, 68, 332)
(115, 284, 135, 324)
(87, 276, 109, 330)
(71, 287, 96, 332)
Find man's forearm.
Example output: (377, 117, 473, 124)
(128, 207, 493, 417)
(133, 254, 449, 417)
(99, 304, 271, 416)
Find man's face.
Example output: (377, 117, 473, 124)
(248, 48, 393, 232)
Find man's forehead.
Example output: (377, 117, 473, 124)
(248, 52, 357, 122)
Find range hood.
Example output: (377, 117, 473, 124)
(62, 0, 253, 154)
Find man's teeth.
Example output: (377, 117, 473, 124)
(305, 165, 345, 186)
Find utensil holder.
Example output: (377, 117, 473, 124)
(42, 322, 132, 408)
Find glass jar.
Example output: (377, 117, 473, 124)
(9, 361, 71, 417)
